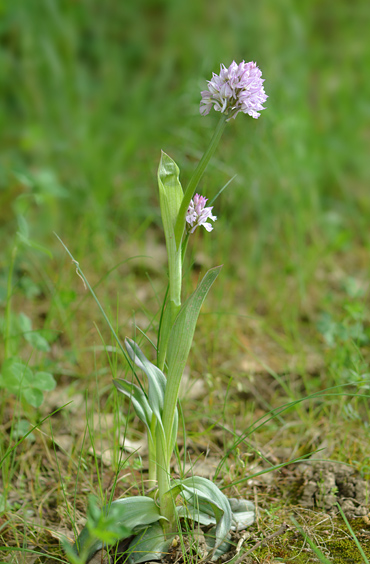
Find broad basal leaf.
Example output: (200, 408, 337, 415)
(127, 522, 172, 564)
(229, 497, 255, 530)
(108, 496, 165, 531)
(173, 476, 232, 559)
(74, 496, 165, 562)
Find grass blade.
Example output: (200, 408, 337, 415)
(290, 516, 332, 564)
(337, 503, 370, 564)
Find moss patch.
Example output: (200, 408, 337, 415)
(250, 518, 370, 564)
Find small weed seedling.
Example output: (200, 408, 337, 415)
(0, 204, 56, 409)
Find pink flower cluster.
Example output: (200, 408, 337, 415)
(186, 194, 217, 234)
(200, 60, 267, 120)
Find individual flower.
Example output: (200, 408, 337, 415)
(200, 60, 267, 120)
(186, 194, 217, 234)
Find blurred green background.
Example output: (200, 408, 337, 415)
(1, 0, 369, 306)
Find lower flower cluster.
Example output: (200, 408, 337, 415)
(186, 193, 217, 233)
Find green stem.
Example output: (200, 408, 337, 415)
(156, 425, 174, 530)
(157, 283, 169, 367)
(174, 114, 227, 248)
(168, 229, 182, 347)
(157, 234, 190, 372)
(168, 250, 181, 325)
(161, 376, 180, 464)
(181, 232, 190, 264)
(147, 414, 157, 489)
(158, 116, 226, 367)
(156, 117, 227, 528)
(157, 259, 181, 372)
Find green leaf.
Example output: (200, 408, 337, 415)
(71, 496, 133, 563)
(17, 215, 29, 239)
(88, 504, 132, 545)
(157, 299, 172, 371)
(163, 267, 221, 458)
(18, 312, 32, 333)
(17, 231, 53, 258)
(33, 372, 56, 392)
(113, 378, 153, 435)
(0, 359, 54, 407)
(87, 495, 101, 523)
(18, 313, 51, 351)
(175, 476, 232, 560)
(228, 498, 255, 530)
(204, 527, 232, 561)
(26, 332, 51, 351)
(177, 503, 216, 526)
(23, 387, 44, 408)
(0, 358, 33, 392)
(59, 289, 77, 307)
(0, 493, 10, 513)
(167, 266, 221, 387)
(111, 496, 165, 530)
(13, 419, 36, 442)
(180, 476, 230, 523)
(157, 152, 183, 330)
(168, 406, 178, 462)
(127, 522, 172, 564)
(157, 151, 183, 253)
(125, 338, 166, 420)
(62, 538, 84, 564)
(74, 496, 165, 561)
(124, 339, 178, 454)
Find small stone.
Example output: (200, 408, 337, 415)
(355, 480, 368, 504)
(340, 499, 355, 514)
(322, 494, 337, 510)
(355, 506, 369, 516)
(339, 479, 355, 498)
(301, 480, 317, 507)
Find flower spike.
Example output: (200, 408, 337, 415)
(200, 60, 267, 120)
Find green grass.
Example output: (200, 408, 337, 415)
(1, 0, 370, 562)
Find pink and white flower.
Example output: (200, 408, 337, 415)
(186, 194, 217, 234)
(200, 60, 267, 120)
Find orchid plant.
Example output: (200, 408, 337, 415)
(65, 60, 267, 564)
